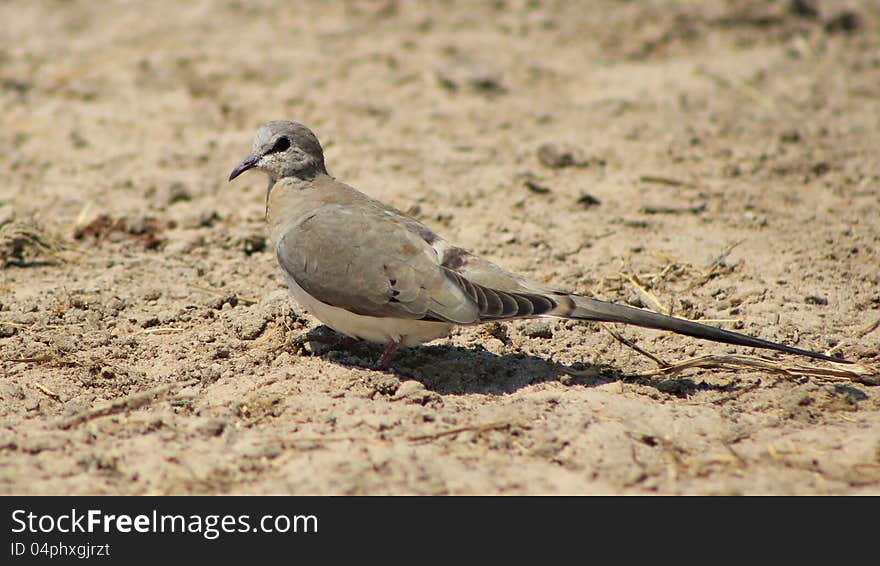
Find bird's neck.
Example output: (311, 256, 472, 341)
(265, 173, 330, 236)
(265, 169, 324, 217)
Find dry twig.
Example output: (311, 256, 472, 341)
(57, 379, 199, 429)
(638, 175, 700, 189)
(408, 421, 527, 442)
(33, 382, 62, 402)
(631, 354, 876, 385)
(605, 327, 669, 367)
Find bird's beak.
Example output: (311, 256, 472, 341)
(228, 154, 261, 181)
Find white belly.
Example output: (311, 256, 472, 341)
(281, 272, 453, 347)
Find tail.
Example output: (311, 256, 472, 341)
(565, 295, 851, 364)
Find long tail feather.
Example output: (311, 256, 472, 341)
(567, 295, 850, 364)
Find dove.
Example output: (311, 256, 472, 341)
(229, 121, 850, 369)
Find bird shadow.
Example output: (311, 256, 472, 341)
(302, 327, 746, 397)
(392, 343, 609, 395)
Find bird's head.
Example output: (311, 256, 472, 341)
(229, 120, 326, 183)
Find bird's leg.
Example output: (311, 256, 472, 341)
(376, 340, 401, 370)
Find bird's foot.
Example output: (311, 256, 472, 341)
(375, 341, 401, 370)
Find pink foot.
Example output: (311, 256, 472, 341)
(376, 341, 401, 370)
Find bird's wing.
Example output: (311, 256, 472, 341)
(276, 203, 481, 323)
(276, 201, 567, 323)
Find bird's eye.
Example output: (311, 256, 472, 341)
(270, 136, 291, 153)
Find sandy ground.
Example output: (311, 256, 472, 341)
(1, 0, 879, 495)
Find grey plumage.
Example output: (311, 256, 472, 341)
(229, 120, 850, 367)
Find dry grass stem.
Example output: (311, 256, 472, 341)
(57, 379, 199, 429)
